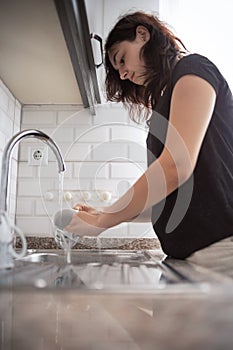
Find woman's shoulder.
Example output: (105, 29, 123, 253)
(174, 53, 218, 74)
(171, 53, 222, 93)
(178, 52, 209, 63)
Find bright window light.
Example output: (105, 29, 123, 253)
(159, 0, 233, 89)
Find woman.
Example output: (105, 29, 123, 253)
(66, 11, 233, 276)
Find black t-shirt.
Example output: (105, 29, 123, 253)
(147, 53, 233, 259)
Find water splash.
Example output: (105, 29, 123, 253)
(55, 173, 75, 265)
(96, 236, 102, 252)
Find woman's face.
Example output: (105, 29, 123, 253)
(108, 26, 150, 86)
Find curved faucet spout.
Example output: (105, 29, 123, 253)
(0, 129, 66, 213)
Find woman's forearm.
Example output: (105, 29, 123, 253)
(66, 147, 193, 237)
(98, 149, 190, 229)
(127, 207, 152, 222)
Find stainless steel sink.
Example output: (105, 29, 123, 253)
(19, 251, 59, 263)
(19, 249, 157, 265)
(0, 249, 231, 292)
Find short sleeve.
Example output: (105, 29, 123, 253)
(171, 54, 221, 95)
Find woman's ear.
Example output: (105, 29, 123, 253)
(135, 25, 150, 43)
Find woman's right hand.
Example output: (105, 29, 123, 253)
(73, 203, 100, 215)
(65, 204, 104, 237)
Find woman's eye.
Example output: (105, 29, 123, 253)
(120, 57, 124, 65)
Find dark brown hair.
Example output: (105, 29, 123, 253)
(104, 11, 187, 122)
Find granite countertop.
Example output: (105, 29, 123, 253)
(16, 236, 163, 251)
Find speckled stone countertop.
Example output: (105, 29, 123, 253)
(16, 236, 163, 251)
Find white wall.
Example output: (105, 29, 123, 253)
(16, 103, 155, 239)
(159, 0, 233, 89)
(0, 79, 21, 220)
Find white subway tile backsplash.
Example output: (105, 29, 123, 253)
(13, 122, 20, 135)
(0, 130, 6, 151)
(16, 198, 34, 216)
(128, 141, 147, 162)
(15, 103, 151, 238)
(93, 112, 129, 125)
(0, 79, 21, 222)
(92, 143, 128, 161)
(35, 197, 61, 217)
(0, 82, 9, 113)
(15, 101, 21, 126)
(18, 143, 36, 161)
(17, 179, 54, 197)
(74, 125, 110, 143)
(40, 127, 74, 142)
(22, 110, 56, 125)
(36, 161, 72, 179)
(62, 179, 92, 191)
(18, 162, 35, 178)
(110, 162, 145, 179)
(92, 103, 130, 124)
(74, 162, 109, 179)
(8, 97, 15, 120)
(57, 108, 92, 125)
(16, 217, 52, 236)
(0, 109, 14, 137)
(111, 123, 148, 143)
(61, 143, 92, 161)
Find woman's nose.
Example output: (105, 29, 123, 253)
(119, 68, 128, 80)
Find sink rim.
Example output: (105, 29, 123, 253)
(17, 248, 158, 264)
(6, 249, 230, 293)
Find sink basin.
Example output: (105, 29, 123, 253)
(0, 249, 230, 292)
(19, 249, 157, 265)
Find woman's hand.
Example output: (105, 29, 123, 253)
(64, 204, 104, 237)
(73, 203, 99, 215)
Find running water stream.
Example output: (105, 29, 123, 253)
(96, 236, 102, 252)
(56, 172, 73, 265)
(58, 172, 64, 209)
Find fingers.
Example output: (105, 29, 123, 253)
(73, 204, 91, 211)
(72, 204, 98, 215)
(73, 204, 85, 211)
(65, 211, 103, 237)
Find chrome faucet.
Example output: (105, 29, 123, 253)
(0, 129, 66, 213)
(0, 129, 65, 268)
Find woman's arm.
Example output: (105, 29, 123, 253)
(127, 207, 152, 222)
(66, 75, 216, 236)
